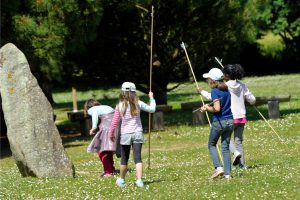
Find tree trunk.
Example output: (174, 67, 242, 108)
(153, 88, 168, 105)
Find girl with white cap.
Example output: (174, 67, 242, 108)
(109, 82, 156, 187)
(199, 65, 256, 170)
(200, 68, 233, 179)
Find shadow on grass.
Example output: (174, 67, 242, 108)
(142, 106, 300, 128)
(63, 143, 86, 148)
(54, 90, 300, 129)
(140, 109, 193, 127)
(144, 179, 165, 185)
(0, 131, 91, 159)
(53, 91, 198, 110)
(246, 164, 262, 169)
(53, 98, 119, 110)
(246, 106, 300, 121)
(62, 135, 91, 147)
(2, 93, 299, 159)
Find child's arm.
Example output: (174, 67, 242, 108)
(200, 90, 221, 113)
(244, 85, 256, 105)
(139, 92, 156, 113)
(198, 88, 212, 100)
(109, 105, 121, 141)
(200, 100, 221, 113)
(88, 108, 99, 135)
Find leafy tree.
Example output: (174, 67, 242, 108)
(2, 0, 260, 105)
(88, 0, 250, 104)
(4, 0, 103, 82)
(252, 0, 300, 61)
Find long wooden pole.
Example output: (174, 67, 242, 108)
(148, 6, 154, 169)
(214, 57, 285, 144)
(253, 105, 285, 142)
(182, 43, 210, 126)
(181, 42, 223, 163)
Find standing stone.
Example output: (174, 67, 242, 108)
(0, 43, 74, 177)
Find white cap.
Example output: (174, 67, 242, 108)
(121, 82, 136, 91)
(202, 68, 224, 81)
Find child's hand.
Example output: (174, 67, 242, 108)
(110, 133, 115, 142)
(149, 91, 154, 98)
(89, 128, 97, 135)
(200, 104, 209, 112)
(197, 88, 203, 94)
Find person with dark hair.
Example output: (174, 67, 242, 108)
(84, 99, 119, 177)
(200, 68, 233, 180)
(223, 64, 245, 80)
(222, 64, 256, 169)
(199, 64, 256, 170)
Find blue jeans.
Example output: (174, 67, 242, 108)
(208, 119, 233, 175)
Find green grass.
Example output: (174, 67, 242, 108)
(1, 74, 300, 199)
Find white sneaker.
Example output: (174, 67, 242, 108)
(116, 178, 125, 187)
(211, 167, 224, 179)
(233, 152, 241, 166)
(224, 175, 232, 180)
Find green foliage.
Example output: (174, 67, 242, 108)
(0, 74, 299, 199)
(86, 0, 252, 104)
(256, 32, 285, 59)
(11, 0, 103, 81)
(183, 0, 250, 65)
(255, 0, 300, 36)
(253, 0, 300, 59)
(2, 0, 299, 103)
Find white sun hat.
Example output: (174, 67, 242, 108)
(202, 68, 224, 81)
(121, 82, 136, 92)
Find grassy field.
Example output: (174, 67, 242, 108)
(0, 74, 300, 199)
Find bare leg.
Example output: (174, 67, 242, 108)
(120, 164, 127, 179)
(136, 163, 143, 180)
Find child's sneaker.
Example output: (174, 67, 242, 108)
(224, 175, 232, 180)
(239, 165, 248, 170)
(233, 152, 242, 166)
(135, 179, 144, 188)
(116, 178, 125, 187)
(211, 167, 224, 179)
(101, 172, 112, 177)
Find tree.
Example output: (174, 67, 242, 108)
(253, 0, 300, 61)
(87, 0, 250, 104)
(2, 0, 257, 105)
(3, 0, 103, 82)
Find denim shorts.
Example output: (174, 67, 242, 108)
(120, 132, 144, 145)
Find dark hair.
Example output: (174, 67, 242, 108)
(223, 64, 245, 80)
(84, 99, 101, 116)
